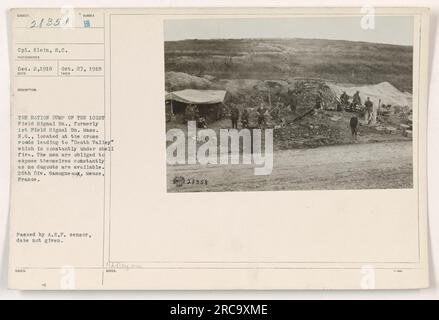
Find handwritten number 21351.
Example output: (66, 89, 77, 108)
(30, 17, 70, 28)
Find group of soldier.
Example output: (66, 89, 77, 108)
(229, 103, 269, 129)
(184, 101, 269, 130)
(340, 90, 361, 109)
(340, 90, 374, 116)
(184, 89, 376, 142)
(184, 104, 207, 128)
(340, 90, 376, 141)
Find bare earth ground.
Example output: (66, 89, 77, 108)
(167, 141, 413, 192)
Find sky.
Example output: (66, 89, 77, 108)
(164, 16, 414, 46)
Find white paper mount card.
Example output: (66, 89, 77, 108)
(8, 7, 430, 290)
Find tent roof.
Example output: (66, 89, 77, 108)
(166, 89, 227, 105)
(328, 82, 412, 108)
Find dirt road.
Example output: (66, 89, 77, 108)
(167, 141, 413, 192)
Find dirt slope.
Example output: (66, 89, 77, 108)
(165, 38, 413, 92)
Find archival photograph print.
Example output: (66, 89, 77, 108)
(164, 16, 414, 192)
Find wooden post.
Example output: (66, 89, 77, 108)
(268, 90, 272, 108)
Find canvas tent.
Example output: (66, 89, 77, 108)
(165, 89, 228, 122)
(328, 81, 412, 109)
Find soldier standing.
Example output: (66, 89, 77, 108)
(365, 97, 374, 124)
(241, 108, 250, 128)
(185, 104, 195, 123)
(230, 104, 240, 129)
(352, 91, 361, 106)
(257, 103, 268, 129)
(340, 91, 350, 109)
(286, 89, 298, 113)
(350, 115, 359, 141)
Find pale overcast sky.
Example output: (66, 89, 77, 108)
(164, 16, 414, 46)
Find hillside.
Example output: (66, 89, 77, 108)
(164, 38, 413, 93)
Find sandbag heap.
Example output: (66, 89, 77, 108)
(292, 79, 339, 110)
